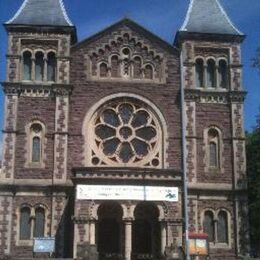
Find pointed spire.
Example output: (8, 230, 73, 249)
(180, 0, 243, 35)
(6, 0, 73, 27)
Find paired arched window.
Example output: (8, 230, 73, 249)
(208, 128, 220, 168)
(34, 207, 45, 238)
(20, 206, 46, 240)
(203, 210, 229, 244)
(217, 211, 228, 243)
(203, 211, 214, 242)
(20, 207, 31, 240)
(195, 57, 229, 89)
(22, 51, 32, 81)
(21, 50, 56, 82)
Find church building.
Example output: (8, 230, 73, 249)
(0, 0, 249, 259)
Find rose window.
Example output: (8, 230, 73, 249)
(90, 99, 161, 167)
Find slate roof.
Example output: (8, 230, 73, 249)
(180, 0, 243, 35)
(6, 0, 73, 27)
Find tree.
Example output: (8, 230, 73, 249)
(246, 109, 260, 255)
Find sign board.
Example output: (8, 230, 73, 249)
(77, 185, 178, 202)
(188, 233, 209, 256)
(33, 237, 55, 253)
(189, 239, 208, 255)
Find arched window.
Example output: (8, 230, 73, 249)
(207, 59, 216, 88)
(121, 48, 131, 78)
(34, 207, 45, 238)
(22, 51, 32, 81)
(133, 57, 142, 79)
(218, 60, 228, 88)
(30, 123, 43, 164)
(20, 207, 31, 240)
(35, 52, 44, 81)
(217, 211, 228, 243)
(100, 63, 108, 78)
(87, 97, 163, 168)
(203, 211, 214, 242)
(208, 128, 220, 168)
(144, 65, 153, 80)
(32, 137, 41, 162)
(47, 52, 56, 82)
(111, 55, 120, 78)
(195, 58, 204, 88)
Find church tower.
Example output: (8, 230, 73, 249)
(1, 0, 76, 258)
(175, 0, 249, 257)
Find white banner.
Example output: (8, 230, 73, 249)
(76, 185, 178, 202)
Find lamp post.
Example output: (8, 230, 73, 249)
(180, 49, 190, 260)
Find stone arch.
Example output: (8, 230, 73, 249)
(82, 93, 168, 168)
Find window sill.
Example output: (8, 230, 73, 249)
(21, 80, 56, 85)
(209, 242, 231, 249)
(17, 239, 33, 246)
(25, 162, 45, 169)
(196, 87, 228, 92)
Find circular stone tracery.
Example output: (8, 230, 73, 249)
(92, 99, 161, 166)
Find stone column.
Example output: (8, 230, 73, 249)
(124, 219, 132, 260)
(161, 221, 167, 256)
(89, 219, 96, 245)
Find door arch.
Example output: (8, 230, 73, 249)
(132, 202, 161, 259)
(97, 202, 123, 259)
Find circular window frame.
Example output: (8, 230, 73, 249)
(83, 94, 166, 168)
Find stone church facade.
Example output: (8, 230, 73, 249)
(0, 0, 249, 259)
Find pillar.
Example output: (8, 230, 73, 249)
(89, 219, 96, 245)
(161, 221, 167, 256)
(124, 219, 132, 260)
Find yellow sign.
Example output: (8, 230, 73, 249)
(189, 238, 208, 256)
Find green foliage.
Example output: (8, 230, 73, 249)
(246, 110, 260, 252)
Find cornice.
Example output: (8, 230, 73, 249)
(1, 82, 73, 97)
(184, 89, 246, 104)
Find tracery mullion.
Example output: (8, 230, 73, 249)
(134, 136, 151, 146)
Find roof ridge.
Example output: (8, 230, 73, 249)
(215, 0, 242, 35)
(180, 0, 194, 31)
(59, 0, 73, 26)
(6, 0, 29, 24)
(6, 0, 74, 27)
(179, 0, 243, 36)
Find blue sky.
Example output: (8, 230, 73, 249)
(0, 0, 259, 144)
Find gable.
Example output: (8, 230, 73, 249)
(71, 19, 178, 83)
